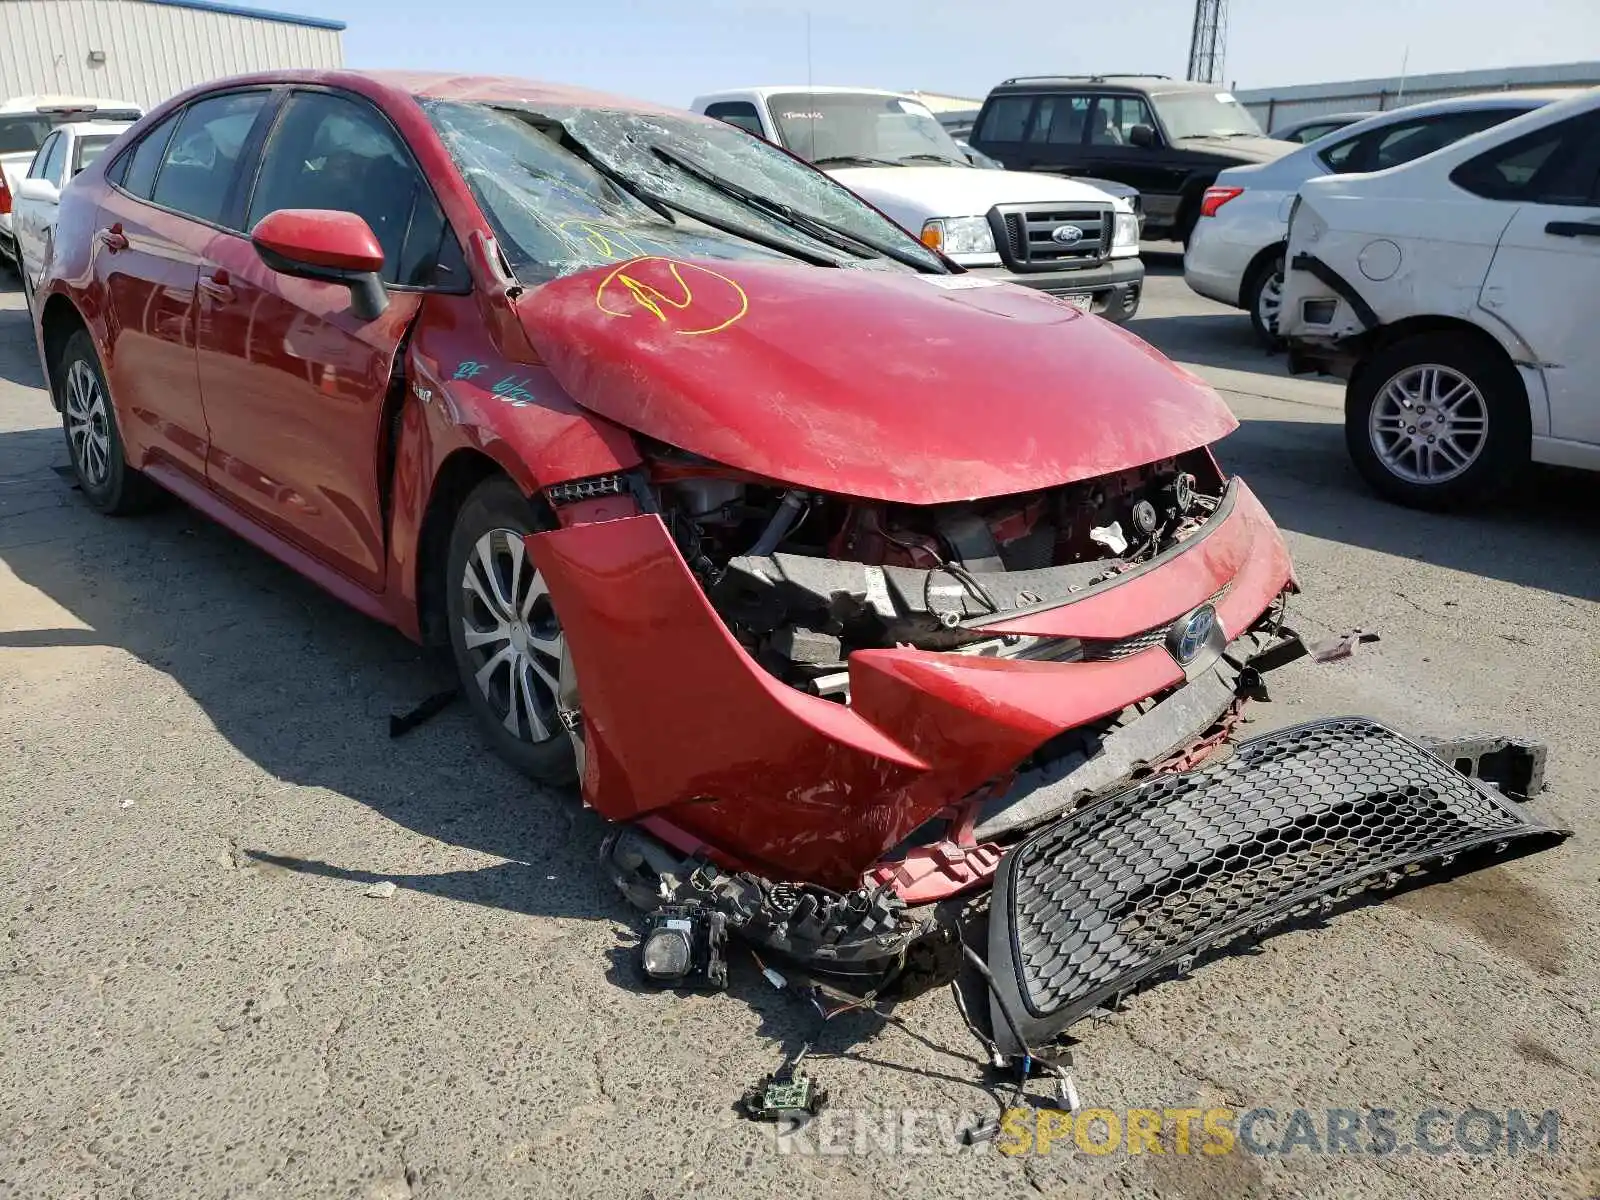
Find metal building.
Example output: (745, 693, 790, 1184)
(1236, 60, 1600, 132)
(0, 0, 344, 109)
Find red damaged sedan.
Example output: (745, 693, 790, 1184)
(33, 71, 1561, 1055)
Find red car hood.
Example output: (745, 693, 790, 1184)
(519, 257, 1236, 503)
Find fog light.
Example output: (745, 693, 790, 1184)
(639, 904, 728, 989)
(1303, 298, 1338, 325)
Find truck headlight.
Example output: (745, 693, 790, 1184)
(920, 217, 995, 256)
(1112, 211, 1140, 250)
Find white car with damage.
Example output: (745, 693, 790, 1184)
(691, 86, 1144, 321)
(1279, 87, 1600, 508)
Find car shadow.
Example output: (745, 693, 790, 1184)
(0, 413, 629, 929)
(0, 272, 47, 390)
(1128, 310, 1283, 374)
(1214, 417, 1600, 603)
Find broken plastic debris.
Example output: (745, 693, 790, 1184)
(364, 881, 398, 899)
(1089, 521, 1128, 556)
(1308, 629, 1380, 663)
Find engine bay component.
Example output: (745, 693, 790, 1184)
(985, 717, 1571, 1053)
(639, 904, 729, 989)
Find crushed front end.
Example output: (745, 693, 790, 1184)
(527, 446, 1568, 1047)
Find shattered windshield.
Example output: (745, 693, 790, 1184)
(768, 92, 969, 167)
(1152, 91, 1265, 140)
(424, 100, 943, 281)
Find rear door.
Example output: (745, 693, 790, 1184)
(94, 90, 273, 483)
(195, 86, 461, 591)
(1464, 110, 1600, 447)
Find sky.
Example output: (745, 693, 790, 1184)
(321, 0, 1600, 105)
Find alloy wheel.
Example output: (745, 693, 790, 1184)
(1256, 269, 1284, 336)
(64, 359, 112, 488)
(1368, 363, 1488, 485)
(459, 527, 564, 744)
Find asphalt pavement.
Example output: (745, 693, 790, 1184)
(1, 252, 1596, 1200)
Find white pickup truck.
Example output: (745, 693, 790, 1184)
(691, 86, 1145, 322)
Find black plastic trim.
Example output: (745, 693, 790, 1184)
(1289, 252, 1379, 331)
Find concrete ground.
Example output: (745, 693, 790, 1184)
(1, 252, 1595, 1200)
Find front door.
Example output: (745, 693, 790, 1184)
(195, 87, 448, 591)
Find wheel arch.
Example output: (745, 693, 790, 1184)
(414, 446, 512, 647)
(1243, 240, 1287, 294)
(1352, 316, 1534, 433)
(38, 293, 91, 410)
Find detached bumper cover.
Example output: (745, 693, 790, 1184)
(987, 717, 1569, 1053)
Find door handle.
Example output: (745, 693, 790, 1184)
(198, 270, 235, 303)
(96, 223, 128, 252)
(1546, 220, 1600, 238)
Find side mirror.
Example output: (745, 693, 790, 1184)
(17, 178, 60, 205)
(1128, 124, 1157, 149)
(250, 208, 389, 321)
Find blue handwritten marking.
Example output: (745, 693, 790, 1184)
(491, 375, 536, 408)
(453, 360, 486, 380)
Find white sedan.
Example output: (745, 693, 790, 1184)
(1280, 87, 1600, 508)
(12, 120, 133, 294)
(1183, 90, 1573, 345)
(0, 95, 140, 269)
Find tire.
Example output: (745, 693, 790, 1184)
(55, 329, 159, 515)
(1243, 250, 1285, 348)
(1344, 332, 1529, 511)
(444, 476, 579, 785)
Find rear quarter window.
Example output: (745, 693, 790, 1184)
(977, 96, 1033, 142)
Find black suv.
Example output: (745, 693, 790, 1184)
(969, 75, 1292, 244)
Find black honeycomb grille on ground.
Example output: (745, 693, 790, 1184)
(986, 718, 1567, 1051)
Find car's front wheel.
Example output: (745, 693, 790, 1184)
(56, 330, 158, 515)
(1345, 332, 1529, 510)
(1244, 251, 1284, 348)
(445, 476, 579, 785)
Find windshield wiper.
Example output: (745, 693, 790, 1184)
(896, 153, 968, 167)
(811, 154, 903, 168)
(648, 143, 944, 274)
(554, 130, 678, 226)
(559, 127, 848, 268)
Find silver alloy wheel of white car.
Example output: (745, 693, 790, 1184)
(1256, 269, 1283, 335)
(459, 527, 566, 744)
(64, 358, 113, 488)
(1368, 363, 1489, 484)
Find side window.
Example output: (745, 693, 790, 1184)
(704, 102, 765, 139)
(1091, 96, 1155, 145)
(116, 113, 179, 195)
(1369, 109, 1523, 172)
(1318, 131, 1363, 172)
(977, 96, 1032, 143)
(42, 134, 69, 187)
(27, 132, 60, 180)
(1029, 95, 1091, 145)
(1451, 112, 1600, 205)
(247, 90, 456, 287)
(151, 92, 269, 224)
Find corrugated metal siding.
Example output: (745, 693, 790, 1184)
(1, 0, 343, 109)
(1237, 61, 1600, 132)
